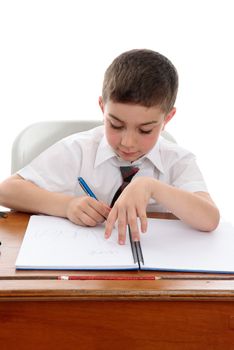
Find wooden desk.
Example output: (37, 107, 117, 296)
(1, 212, 234, 350)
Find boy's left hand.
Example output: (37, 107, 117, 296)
(105, 177, 153, 244)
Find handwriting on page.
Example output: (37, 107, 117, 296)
(15, 215, 135, 270)
(31, 221, 121, 256)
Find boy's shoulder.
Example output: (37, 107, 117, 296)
(158, 135, 196, 167)
(62, 125, 104, 147)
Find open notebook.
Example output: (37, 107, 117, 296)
(15, 215, 234, 273)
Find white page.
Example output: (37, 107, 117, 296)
(15, 215, 137, 270)
(140, 218, 234, 273)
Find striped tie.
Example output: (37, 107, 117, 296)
(111, 166, 139, 207)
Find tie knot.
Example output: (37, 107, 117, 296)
(120, 166, 139, 183)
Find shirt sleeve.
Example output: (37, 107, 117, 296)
(170, 154, 208, 193)
(17, 140, 82, 195)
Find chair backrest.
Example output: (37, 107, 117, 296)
(11, 120, 176, 173)
(11, 120, 103, 173)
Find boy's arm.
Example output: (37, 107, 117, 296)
(0, 174, 72, 216)
(105, 177, 220, 244)
(0, 174, 110, 226)
(150, 180, 219, 231)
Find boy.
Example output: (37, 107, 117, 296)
(0, 49, 220, 244)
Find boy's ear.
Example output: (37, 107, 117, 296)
(162, 108, 176, 129)
(98, 96, 104, 113)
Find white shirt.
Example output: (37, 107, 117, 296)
(18, 126, 208, 212)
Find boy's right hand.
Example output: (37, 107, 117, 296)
(66, 196, 111, 226)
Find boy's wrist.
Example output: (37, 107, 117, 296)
(150, 178, 167, 201)
(48, 194, 75, 219)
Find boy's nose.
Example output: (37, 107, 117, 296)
(120, 130, 136, 148)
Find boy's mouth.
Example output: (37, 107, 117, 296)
(117, 149, 140, 159)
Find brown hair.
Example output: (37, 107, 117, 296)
(102, 49, 178, 113)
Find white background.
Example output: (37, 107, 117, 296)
(0, 0, 233, 220)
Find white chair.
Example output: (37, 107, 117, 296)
(11, 120, 176, 173)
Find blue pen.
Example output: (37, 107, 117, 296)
(78, 177, 110, 223)
(78, 177, 98, 200)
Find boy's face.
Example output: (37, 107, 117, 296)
(99, 98, 175, 162)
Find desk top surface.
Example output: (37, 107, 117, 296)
(1, 212, 234, 301)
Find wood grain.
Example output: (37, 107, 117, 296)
(1, 212, 234, 349)
(1, 300, 234, 350)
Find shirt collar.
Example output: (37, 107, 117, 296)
(95, 134, 165, 173)
(94, 135, 117, 168)
(145, 137, 165, 174)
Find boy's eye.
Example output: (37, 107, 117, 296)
(110, 123, 124, 130)
(139, 129, 153, 134)
(109, 120, 153, 134)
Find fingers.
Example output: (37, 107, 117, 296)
(68, 194, 148, 245)
(138, 213, 148, 234)
(105, 205, 148, 245)
(67, 197, 110, 226)
(117, 207, 127, 245)
(105, 208, 118, 239)
(90, 199, 111, 220)
(127, 207, 140, 242)
(105, 206, 129, 245)
(76, 211, 98, 227)
(126, 210, 147, 241)
(82, 199, 110, 225)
